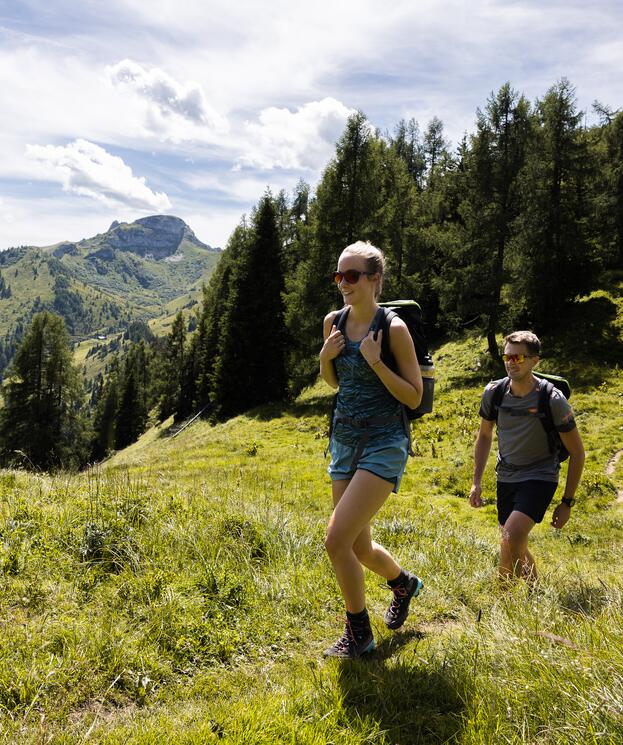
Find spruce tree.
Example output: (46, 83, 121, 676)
(115, 342, 149, 448)
(211, 194, 287, 419)
(391, 118, 426, 189)
(157, 311, 186, 421)
(193, 224, 250, 413)
(90, 359, 120, 460)
(591, 107, 623, 269)
(0, 311, 86, 470)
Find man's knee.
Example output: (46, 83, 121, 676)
(500, 524, 529, 551)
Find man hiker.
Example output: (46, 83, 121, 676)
(469, 331, 585, 582)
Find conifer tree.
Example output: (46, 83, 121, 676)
(391, 118, 426, 189)
(591, 107, 623, 269)
(90, 359, 120, 460)
(0, 311, 86, 470)
(463, 83, 531, 354)
(423, 117, 450, 189)
(211, 194, 287, 419)
(511, 79, 593, 324)
(193, 224, 250, 413)
(285, 112, 385, 392)
(115, 342, 149, 448)
(157, 311, 186, 421)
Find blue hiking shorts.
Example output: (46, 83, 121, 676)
(327, 434, 410, 493)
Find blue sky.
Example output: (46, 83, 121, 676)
(0, 0, 621, 250)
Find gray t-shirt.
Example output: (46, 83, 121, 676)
(479, 377, 576, 483)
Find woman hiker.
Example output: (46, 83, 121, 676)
(319, 240, 424, 659)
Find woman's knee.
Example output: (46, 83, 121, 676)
(324, 527, 349, 559)
(352, 539, 374, 563)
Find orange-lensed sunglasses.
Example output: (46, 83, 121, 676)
(332, 269, 374, 284)
(502, 354, 535, 363)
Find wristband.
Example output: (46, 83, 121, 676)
(371, 358, 382, 367)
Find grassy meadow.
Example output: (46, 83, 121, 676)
(0, 325, 622, 742)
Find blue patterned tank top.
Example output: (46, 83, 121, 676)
(333, 329, 406, 448)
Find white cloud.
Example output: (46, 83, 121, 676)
(239, 98, 355, 170)
(2, 1, 623, 253)
(106, 59, 229, 141)
(25, 139, 171, 211)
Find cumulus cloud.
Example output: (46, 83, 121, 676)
(106, 59, 229, 138)
(25, 139, 171, 211)
(238, 97, 355, 170)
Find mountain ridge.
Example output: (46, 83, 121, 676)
(0, 215, 221, 376)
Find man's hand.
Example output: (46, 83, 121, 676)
(551, 502, 571, 529)
(469, 484, 483, 508)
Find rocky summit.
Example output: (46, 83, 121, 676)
(0, 215, 221, 376)
(97, 215, 211, 260)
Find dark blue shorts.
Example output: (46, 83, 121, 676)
(497, 480, 558, 525)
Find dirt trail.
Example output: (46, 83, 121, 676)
(606, 449, 623, 502)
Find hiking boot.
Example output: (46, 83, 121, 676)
(384, 572, 423, 630)
(323, 619, 376, 659)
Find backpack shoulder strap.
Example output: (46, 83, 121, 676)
(491, 377, 509, 422)
(334, 306, 350, 334)
(330, 307, 350, 378)
(373, 307, 397, 370)
(538, 378, 556, 433)
(537, 378, 564, 457)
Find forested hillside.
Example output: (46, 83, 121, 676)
(0, 78, 621, 471)
(0, 215, 220, 376)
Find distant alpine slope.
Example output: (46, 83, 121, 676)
(0, 215, 221, 373)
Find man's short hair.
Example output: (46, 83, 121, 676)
(503, 330, 541, 356)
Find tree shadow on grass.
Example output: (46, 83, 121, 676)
(246, 393, 332, 422)
(335, 630, 466, 745)
(543, 294, 623, 389)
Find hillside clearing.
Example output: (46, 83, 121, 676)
(0, 333, 622, 743)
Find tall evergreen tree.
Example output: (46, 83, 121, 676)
(157, 311, 186, 421)
(281, 180, 310, 274)
(211, 194, 287, 419)
(371, 140, 419, 298)
(0, 311, 86, 470)
(90, 358, 120, 460)
(511, 79, 593, 324)
(115, 342, 150, 449)
(193, 223, 251, 413)
(591, 107, 623, 269)
(465, 84, 531, 354)
(423, 116, 449, 189)
(285, 112, 385, 392)
(391, 118, 426, 189)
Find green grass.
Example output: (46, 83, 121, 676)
(0, 299, 622, 742)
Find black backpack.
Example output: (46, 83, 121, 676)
(490, 373, 572, 462)
(333, 299, 434, 420)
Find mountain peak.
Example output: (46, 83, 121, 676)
(100, 215, 211, 259)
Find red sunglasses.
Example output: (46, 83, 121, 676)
(332, 269, 374, 285)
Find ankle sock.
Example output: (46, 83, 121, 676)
(346, 608, 370, 629)
(388, 569, 409, 589)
